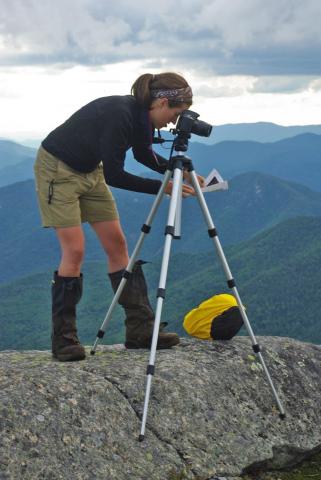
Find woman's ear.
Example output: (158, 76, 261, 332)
(150, 97, 168, 110)
(160, 98, 169, 108)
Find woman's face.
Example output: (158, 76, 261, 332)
(149, 98, 190, 129)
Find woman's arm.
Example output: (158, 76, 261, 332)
(100, 109, 163, 194)
(132, 143, 169, 174)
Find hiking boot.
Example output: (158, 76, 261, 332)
(125, 322, 180, 350)
(108, 261, 180, 349)
(51, 271, 86, 361)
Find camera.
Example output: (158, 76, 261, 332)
(173, 110, 212, 138)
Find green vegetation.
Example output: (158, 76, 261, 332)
(2, 170, 321, 286)
(0, 263, 125, 350)
(1, 216, 321, 350)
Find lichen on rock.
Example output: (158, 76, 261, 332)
(0, 337, 320, 480)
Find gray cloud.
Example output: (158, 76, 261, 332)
(194, 81, 248, 98)
(1, 0, 321, 77)
(251, 75, 318, 94)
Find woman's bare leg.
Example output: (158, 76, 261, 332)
(90, 220, 129, 273)
(55, 226, 85, 276)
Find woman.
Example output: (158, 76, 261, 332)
(34, 72, 204, 362)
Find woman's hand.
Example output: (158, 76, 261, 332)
(183, 170, 206, 189)
(164, 181, 195, 198)
(164, 171, 205, 198)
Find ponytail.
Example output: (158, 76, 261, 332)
(131, 72, 193, 108)
(131, 73, 155, 108)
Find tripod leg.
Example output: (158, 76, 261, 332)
(188, 169, 286, 419)
(90, 170, 173, 354)
(139, 166, 184, 441)
(174, 173, 182, 239)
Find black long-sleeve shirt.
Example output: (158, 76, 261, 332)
(42, 95, 169, 194)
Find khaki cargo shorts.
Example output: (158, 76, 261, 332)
(34, 146, 119, 227)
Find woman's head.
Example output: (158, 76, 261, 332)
(131, 72, 193, 129)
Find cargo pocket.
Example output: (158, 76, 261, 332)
(34, 147, 60, 202)
(48, 179, 55, 204)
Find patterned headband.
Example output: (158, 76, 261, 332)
(150, 85, 193, 102)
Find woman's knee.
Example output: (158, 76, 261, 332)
(90, 220, 128, 258)
(105, 228, 127, 262)
(108, 234, 128, 260)
(61, 246, 84, 266)
(116, 232, 128, 253)
(55, 226, 85, 266)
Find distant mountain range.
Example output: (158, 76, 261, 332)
(1, 171, 321, 285)
(204, 121, 321, 144)
(186, 133, 321, 193)
(1, 125, 320, 351)
(0, 139, 35, 167)
(1, 131, 321, 193)
(9, 121, 321, 147)
(1, 216, 321, 350)
(0, 140, 36, 188)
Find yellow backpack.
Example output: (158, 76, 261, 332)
(183, 293, 244, 340)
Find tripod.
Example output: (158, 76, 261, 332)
(91, 134, 286, 442)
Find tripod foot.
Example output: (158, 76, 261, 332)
(90, 350, 96, 355)
(138, 434, 145, 442)
(279, 413, 286, 420)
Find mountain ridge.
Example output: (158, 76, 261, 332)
(2, 131, 321, 191)
(204, 121, 321, 144)
(1, 215, 321, 351)
(1, 172, 321, 285)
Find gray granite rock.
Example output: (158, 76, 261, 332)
(0, 336, 320, 479)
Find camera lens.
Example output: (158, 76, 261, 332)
(191, 119, 212, 138)
(174, 110, 212, 138)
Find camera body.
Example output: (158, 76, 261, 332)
(175, 110, 212, 138)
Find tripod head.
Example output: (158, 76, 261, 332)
(171, 109, 212, 151)
(170, 109, 213, 155)
(153, 110, 212, 153)
(172, 130, 190, 153)
(169, 127, 194, 172)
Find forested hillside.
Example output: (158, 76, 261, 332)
(1, 216, 320, 350)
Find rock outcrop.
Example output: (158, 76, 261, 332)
(1, 336, 321, 480)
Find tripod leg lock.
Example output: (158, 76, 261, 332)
(227, 279, 236, 288)
(157, 288, 166, 299)
(97, 330, 105, 339)
(141, 224, 151, 234)
(147, 365, 155, 375)
(252, 344, 261, 353)
(165, 226, 175, 236)
(208, 228, 218, 238)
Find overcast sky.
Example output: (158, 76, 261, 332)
(1, 0, 321, 140)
